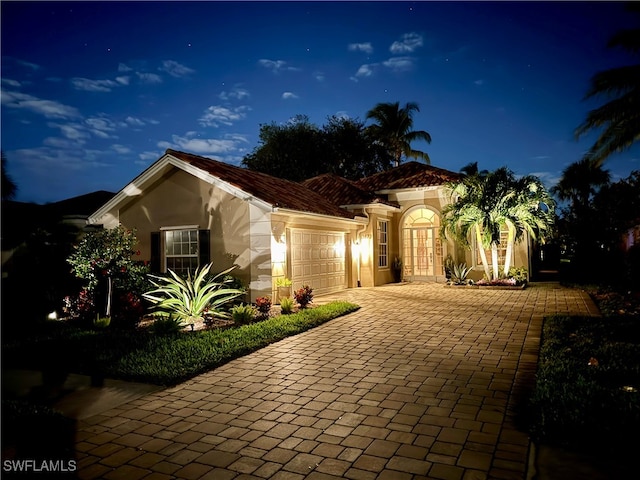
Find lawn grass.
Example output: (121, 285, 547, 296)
(2, 301, 359, 386)
(528, 313, 640, 457)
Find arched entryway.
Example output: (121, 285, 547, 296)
(401, 207, 444, 281)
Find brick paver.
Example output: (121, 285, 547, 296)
(75, 283, 598, 479)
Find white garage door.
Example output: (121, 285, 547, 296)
(290, 229, 347, 296)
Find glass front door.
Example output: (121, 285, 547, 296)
(402, 208, 443, 281)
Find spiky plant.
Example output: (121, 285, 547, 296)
(143, 264, 243, 324)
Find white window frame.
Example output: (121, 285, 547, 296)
(161, 225, 199, 275)
(378, 220, 389, 268)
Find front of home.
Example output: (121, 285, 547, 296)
(88, 150, 532, 301)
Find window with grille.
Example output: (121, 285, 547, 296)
(378, 220, 388, 268)
(164, 228, 199, 276)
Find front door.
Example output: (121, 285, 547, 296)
(402, 208, 444, 281)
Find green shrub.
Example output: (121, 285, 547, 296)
(508, 266, 528, 284)
(231, 304, 256, 324)
(93, 316, 111, 329)
(280, 296, 295, 314)
(276, 277, 292, 287)
(149, 315, 185, 335)
(144, 264, 243, 323)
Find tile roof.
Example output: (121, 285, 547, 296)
(166, 150, 357, 219)
(300, 173, 399, 208)
(354, 161, 461, 192)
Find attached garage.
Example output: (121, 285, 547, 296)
(289, 228, 347, 295)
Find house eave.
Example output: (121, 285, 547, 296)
(340, 203, 400, 212)
(273, 207, 368, 225)
(375, 185, 441, 195)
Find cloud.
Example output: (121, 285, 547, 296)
(258, 59, 300, 73)
(474, 79, 484, 86)
(159, 60, 195, 77)
(389, 32, 423, 54)
(47, 122, 91, 142)
(382, 56, 415, 72)
(1, 90, 81, 119)
(136, 72, 163, 84)
(71, 77, 121, 92)
(115, 76, 130, 86)
(158, 135, 242, 155)
(139, 151, 160, 162)
(124, 116, 146, 127)
(118, 63, 133, 72)
(348, 42, 374, 54)
(282, 92, 298, 100)
(351, 63, 378, 81)
(16, 59, 41, 71)
(199, 105, 251, 127)
(313, 71, 325, 82)
(111, 144, 132, 154)
(2, 78, 21, 87)
(85, 117, 118, 138)
(218, 87, 250, 101)
(11, 146, 109, 174)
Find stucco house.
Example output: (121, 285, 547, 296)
(88, 149, 533, 301)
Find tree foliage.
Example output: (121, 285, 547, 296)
(441, 165, 555, 280)
(365, 101, 431, 166)
(67, 225, 149, 319)
(242, 114, 393, 181)
(575, 3, 640, 164)
(1, 151, 18, 201)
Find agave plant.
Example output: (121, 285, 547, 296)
(450, 263, 472, 285)
(143, 263, 243, 324)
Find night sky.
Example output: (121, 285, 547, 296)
(1, 1, 638, 204)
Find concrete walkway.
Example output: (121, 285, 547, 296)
(75, 283, 598, 480)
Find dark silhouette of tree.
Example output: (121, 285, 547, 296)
(365, 101, 431, 167)
(1, 151, 18, 201)
(242, 113, 393, 181)
(575, 3, 640, 164)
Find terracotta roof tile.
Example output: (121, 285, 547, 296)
(355, 161, 461, 191)
(166, 149, 356, 219)
(301, 173, 398, 208)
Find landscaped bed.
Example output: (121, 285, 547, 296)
(3, 301, 359, 386)
(528, 311, 640, 461)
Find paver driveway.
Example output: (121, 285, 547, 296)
(76, 283, 598, 480)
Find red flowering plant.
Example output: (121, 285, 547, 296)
(294, 285, 314, 308)
(255, 296, 272, 319)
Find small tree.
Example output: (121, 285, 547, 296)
(67, 225, 147, 319)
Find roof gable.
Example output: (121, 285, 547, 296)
(90, 150, 357, 223)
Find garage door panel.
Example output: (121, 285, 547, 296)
(290, 228, 346, 295)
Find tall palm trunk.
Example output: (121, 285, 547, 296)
(491, 243, 500, 280)
(503, 224, 516, 277)
(475, 225, 491, 280)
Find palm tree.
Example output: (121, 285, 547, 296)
(365, 101, 432, 167)
(442, 167, 555, 280)
(551, 158, 610, 213)
(500, 175, 556, 276)
(575, 3, 640, 165)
